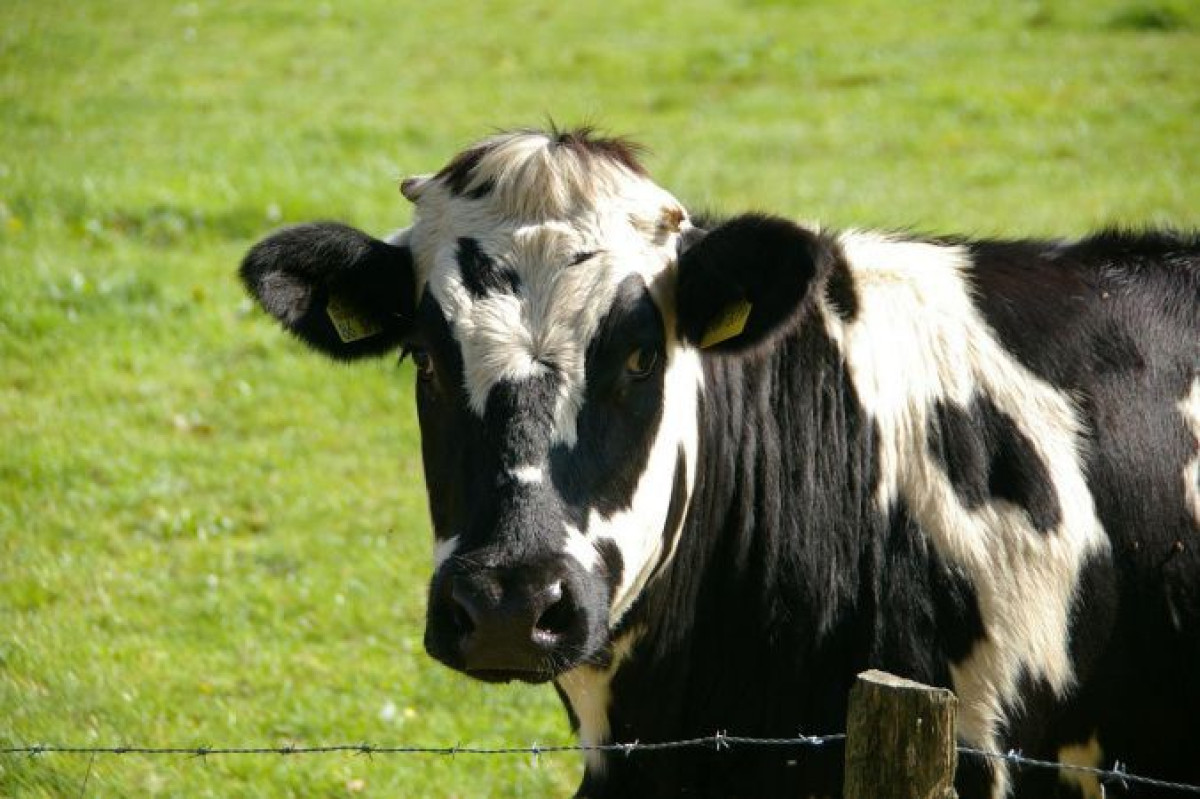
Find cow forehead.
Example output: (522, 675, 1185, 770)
(423, 222, 676, 438)
(403, 131, 689, 430)
(405, 129, 688, 296)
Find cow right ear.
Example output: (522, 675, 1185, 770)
(239, 222, 415, 360)
(675, 214, 825, 353)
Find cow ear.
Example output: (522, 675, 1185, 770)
(675, 214, 823, 352)
(239, 222, 415, 360)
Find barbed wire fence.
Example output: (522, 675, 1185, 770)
(7, 736, 1200, 795)
(6, 673, 1200, 796)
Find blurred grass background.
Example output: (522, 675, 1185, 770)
(1, 0, 1196, 796)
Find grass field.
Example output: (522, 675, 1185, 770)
(1, 0, 1197, 796)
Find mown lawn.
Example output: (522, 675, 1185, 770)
(1, 0, 1196, 796)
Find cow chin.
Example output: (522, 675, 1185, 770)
(422, 555, 612, 685)
(457, 667, 558, 686)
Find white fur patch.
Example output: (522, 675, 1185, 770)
(1180, 377, 1200, 526)
(823, 231, 1109, 797)
(509, 465, 544, 485)
(383, 226, 412, 247)
(1057, 735, 1104, 798)
(433, 535, 460, 570)
(563, 524, 599, 572)
(556, 629, 641, 774)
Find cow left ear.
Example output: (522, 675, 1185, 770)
(240, 222, 415, 360)
(675, 214, 825, 352)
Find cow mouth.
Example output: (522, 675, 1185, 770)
(425, 624, 597, 685)
(464, 667, 558, 684)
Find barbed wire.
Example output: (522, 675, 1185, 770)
(958, 746, 1200, 795)
(4, 734, 1200, 794)
(0, 732, 844, 759)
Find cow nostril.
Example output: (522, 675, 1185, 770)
(534, 583, 575, 640)
(451, 601, 475, 635)
(448, 584, 478, 636)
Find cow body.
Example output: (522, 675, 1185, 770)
(570, 229, 1200, 799)
(241, 128, 1200, 798)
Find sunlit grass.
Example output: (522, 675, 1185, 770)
(1, 0, 1196, 795)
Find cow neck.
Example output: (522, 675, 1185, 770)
(583, 319, 881, 794)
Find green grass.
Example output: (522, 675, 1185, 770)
(1, 0, 1196, 795)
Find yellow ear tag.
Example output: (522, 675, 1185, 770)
(326, 294, 385, 343)
(700, 299, 753, 348)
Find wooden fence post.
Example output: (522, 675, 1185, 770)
(843, 670, 958, 799)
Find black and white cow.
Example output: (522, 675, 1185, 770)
(240, 128, 1200, 798)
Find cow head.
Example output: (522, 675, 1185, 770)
(241, 128, 823, 683)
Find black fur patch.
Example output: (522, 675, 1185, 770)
(1091, 320, 1145, 375)
(435, 143, 491, 197)
(964, 233, 1199, 388)
(457, 237, 519, 298)
(928, 400, 992, 509)
(484, 373, 560, 470)
(1073, 227, 1200, 260)
(410, 294, 485, 542)
(465, 177, 495, 200)
(551, 275, 666, 520)
(954, 757, 997, 799)
(596, 538, 625, 598)
(824, 253, 859, 322)
(928, 395, 1062, 534)
(551, 126, 646, 176)
(928, 554, 988, 663)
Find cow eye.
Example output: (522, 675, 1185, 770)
(625, 348, 659, 380)
(410, 348, 435, 381)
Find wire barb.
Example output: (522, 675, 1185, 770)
(1107, 760, 1130, 792)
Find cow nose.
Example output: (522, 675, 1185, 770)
(444, 571, 581, 679)
(451, 577, 566, 640)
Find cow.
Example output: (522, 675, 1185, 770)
(239, 127, 1200, 798)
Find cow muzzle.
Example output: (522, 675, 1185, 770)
(424, 558, 600, 683)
